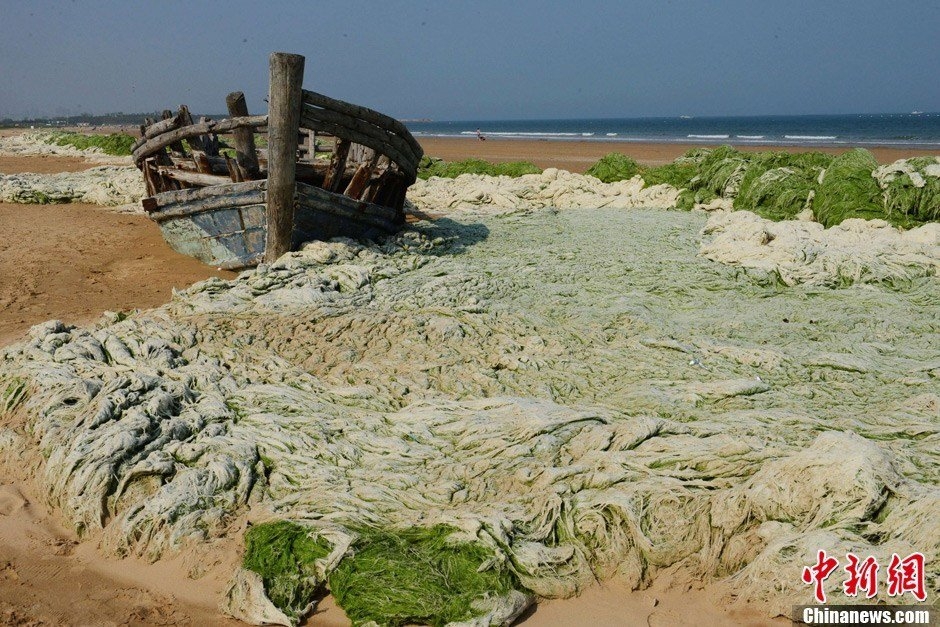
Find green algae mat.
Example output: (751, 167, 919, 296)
(1, 208, 937, 625)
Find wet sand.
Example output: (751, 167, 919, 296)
(417, 136, 939, 171)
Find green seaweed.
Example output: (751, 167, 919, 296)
(814, 149, 886, 227)
(675, 187, 717, 211)
(583, 147, 940, 226)
(733, 151, 832, 220)
(418, 157, 541, 180)
(638, 149, 704, 189)
(328, 525, 522, 627)
(692, 145, 751, 196)
(879, 156, 940, 224)
(585, 152, 641, 183)
(1, 378, 28, 414)
(242, 521, 332, 621)
(46, 131, 136, 156)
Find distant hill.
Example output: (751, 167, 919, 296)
(0, 112, 226, 130)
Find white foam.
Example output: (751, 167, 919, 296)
(606, 133, 618, 136)
(461, 131, 580, 137)
(688, 134, 730, 139)
(784, 135, 836, 140)
(736, 135, 765, 140)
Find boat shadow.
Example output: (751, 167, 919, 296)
(403, 215, 490, 257)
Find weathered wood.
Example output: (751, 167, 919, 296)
(366, 161, 395, 204)
(146, 180, 266, 221)
(150, 191, 266, 221)
(198, 117, 221, 156)
(132, 115, 268, 163)
(300, 112, 418, 177)
(323, 138, 350, 192)
(302, 90, 423, 161)
(226, 91, 261, 180)
(192, 150, 213, 174)
(224, 154, 241, 182)
(344, 163, 372, 200)
(157, 167, 232, 187)
(304, 130, 316, 162)
(301, 104, 419, 172)
(134, 109, 186, 153)
(353, 149, 389, 200)
(142, 159, 159, 196)
(295, 181, 398, 224)
(265, 52, 305, 262)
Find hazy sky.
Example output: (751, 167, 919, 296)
(1, 1, 938, 121)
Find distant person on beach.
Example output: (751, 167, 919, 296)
(476, 128, 486, 141)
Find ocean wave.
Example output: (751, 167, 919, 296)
(736, 135, 765, 140)
(784, 135, 837, 140)
(688, 134, 730, 139)
(606, 133, 618, 136)
(582, 133, 595, 137)
(460, 131, 580, 137)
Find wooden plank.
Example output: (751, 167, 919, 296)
(146, 180, 266, 221)
(226, 91, 261, 180)
(301, 90, 423, 161)
(343, 163, 372, 200)
(192, 150, 213, 174)
(295, 182, 398, 226)
(300, 104, 419, 171)
(149, 190, 266, 221)
(144, 109, 185, 140)
(304, 130, 316, 162)
(142, 159, 158, 196)
(199, 116, 221, 156)
(157, 167, 232, 187)
(148, 179, 265, 205)
(265, 51, 305, 262)
(132, 115, 268, 163)
(179, 106, 201, 152)
(300, 112, 417, 177)
(366, 162, 396, 204)
(224, 154, 241, 182)
(323, 138, 350, 192)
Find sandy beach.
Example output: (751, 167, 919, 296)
(0, 150, 234, 346)
(417, 136, 940, 171)
(0, 133, 936, 626)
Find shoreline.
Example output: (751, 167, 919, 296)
(417, 136, 940, 172)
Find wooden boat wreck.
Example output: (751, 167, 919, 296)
(132, 52, 423, 269)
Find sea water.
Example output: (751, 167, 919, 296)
(406, 113, 940, 148)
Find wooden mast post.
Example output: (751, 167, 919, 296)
(265, 52, 305, 262)
(225, 91, 260, 180)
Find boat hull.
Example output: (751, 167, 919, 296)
(144, 180, 399, 270)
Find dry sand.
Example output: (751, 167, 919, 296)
(0, 137, 933, 626)
(0, 202, 234, 347)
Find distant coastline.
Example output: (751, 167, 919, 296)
(406, 112, 940, 149)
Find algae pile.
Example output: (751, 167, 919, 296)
(0, 131, 142, 206)
(583, 146, 940, 227)
(1, 206, 936, 625)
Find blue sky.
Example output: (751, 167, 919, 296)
(1, 0, 938, 120)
